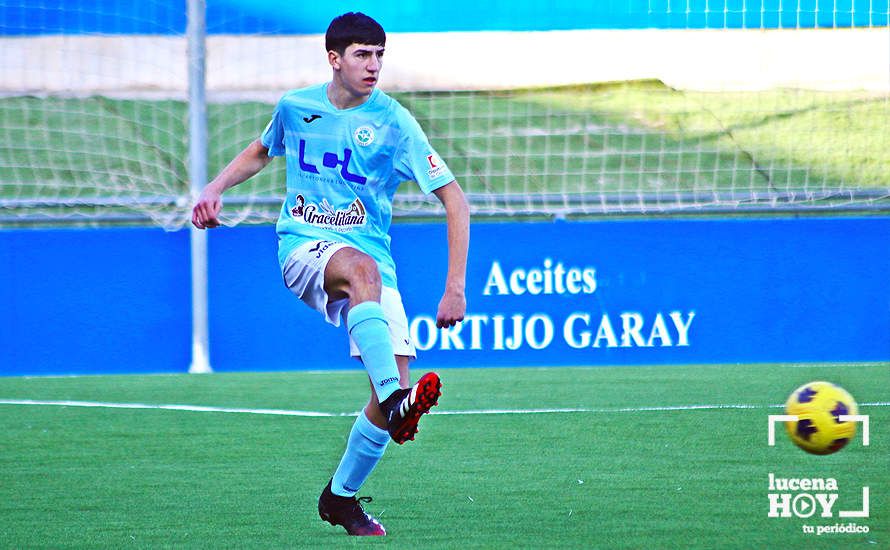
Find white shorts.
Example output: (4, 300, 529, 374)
(282, 239, 417, 359)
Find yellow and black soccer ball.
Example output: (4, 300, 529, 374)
(785, 381, 858, 455)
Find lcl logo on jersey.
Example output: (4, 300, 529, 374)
(298, 139, 367, 185)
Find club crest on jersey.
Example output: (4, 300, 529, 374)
(291, 195, 366, 232)
(426, 153, 447, 179)
(354, 126, 375, 147)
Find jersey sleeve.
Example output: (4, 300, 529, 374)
(260, 101, 286, 157)
(393, 113, 455, 194)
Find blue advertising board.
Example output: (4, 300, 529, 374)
(0, 227, 191, 375)
(2, 217, 887, 376)
(395, 218, 890, 367)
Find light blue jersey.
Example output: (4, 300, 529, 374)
(261, 83, 455, 288)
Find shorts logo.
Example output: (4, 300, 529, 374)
(354, 126, 375, 146)
(308, 240, 337, 259)
(426, 153, 447, 179)
(291, 195, 366, 232)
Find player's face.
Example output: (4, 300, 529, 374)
(330, 43, 384, 100)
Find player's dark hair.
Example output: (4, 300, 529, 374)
(326, 12, 386, 54)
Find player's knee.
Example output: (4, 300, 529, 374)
(349, 254, 382, 298)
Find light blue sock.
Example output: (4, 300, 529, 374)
(331, 411, 391, 497)
(347, 301, 400, 403)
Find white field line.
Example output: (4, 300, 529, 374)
(0, 399, 888, 417)
(0, 399, 349, 417)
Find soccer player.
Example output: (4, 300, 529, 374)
(191, 12, 469, 537)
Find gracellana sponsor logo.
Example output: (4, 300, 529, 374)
(291, 195, 366, 232)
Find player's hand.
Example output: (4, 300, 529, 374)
(191, 187, 223, 229)
(436, 289, 466, 328)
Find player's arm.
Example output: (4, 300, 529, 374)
(191, 138, 273, 229)
(432, 180, 470, 328)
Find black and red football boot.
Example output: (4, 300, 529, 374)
(318, 479, 386, 536)
(379, 371, 442, 444)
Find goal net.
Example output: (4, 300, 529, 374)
(1, 1, 888, 227)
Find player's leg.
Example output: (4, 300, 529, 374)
(326, 349, 436, 495)
(318, 359, 410, 537)
(327, 285, 439, 502)
(350, 287, 442, 445)
(328, 355, 410, 504)
(324, 247, 402, 404)
(318, 404, 390, 536)
(294, 245, 439, 534)
(328, 287, 419, 502)
(282, 241, 394, 536)
(314, 248, 403, 536)
(353, 287, 441, 444)
(321, 248, 442, 437)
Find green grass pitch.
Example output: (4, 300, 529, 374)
(1, 363, 887, 548)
